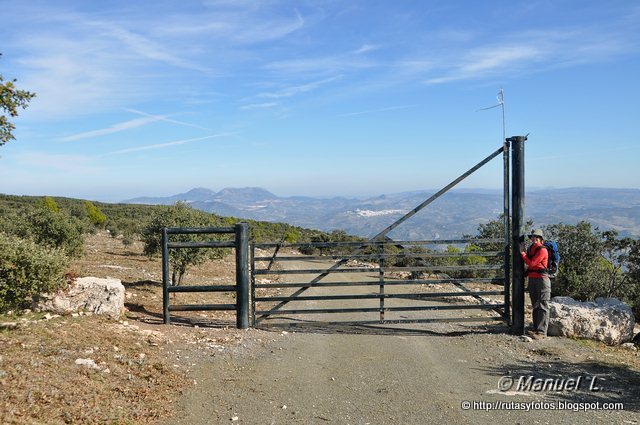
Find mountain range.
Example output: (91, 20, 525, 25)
(124, 187, 640, 239)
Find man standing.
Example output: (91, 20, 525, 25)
(520, 229, 550, 339)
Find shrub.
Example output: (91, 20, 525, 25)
(0, 233, 69, 312)
(85, 201, 107, 227)
(42, 196, 60, 212)
(19, 208, 85, 257)
(140, 202, 226, 285)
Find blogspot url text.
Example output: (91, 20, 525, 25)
(460, 400, 624, 412)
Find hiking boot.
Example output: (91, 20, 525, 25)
(531, 332, 546, 340)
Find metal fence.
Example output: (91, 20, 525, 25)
(158, 136, 529, 332)
(162, 223, 249, 328)
(251, 238, 508, 327)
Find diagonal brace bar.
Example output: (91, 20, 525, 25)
(258, 144, 506, 319)
(371, 145, 505, 240)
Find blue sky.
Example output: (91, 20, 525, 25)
(1, 0, 639, 202)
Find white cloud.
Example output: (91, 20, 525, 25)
(13, 152, 99, 173)
(258, 76, 341, 99)
(98, 24, 214, 73)
(426, 44, 543, 84)
(353, 44, 380, 55)
(123, 109, 211, 131)
(240, 102, 279, 110)
(60, 117, 161, 142)
(104, 133, 233, 156)
(338, 104, 419, 118)
(153, 6, 304, 44)
(424, 27, 636, 85)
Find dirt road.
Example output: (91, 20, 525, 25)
(164, 259, 640, 424)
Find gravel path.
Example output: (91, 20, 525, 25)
(164, 259, 640, 424)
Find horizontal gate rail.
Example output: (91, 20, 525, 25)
(162, 223, 249, 329)
(253, 251, 504, 262)
(255, 290, 504, 302)
(255, 304, 505, 315)
(254, 277, 504, 289)
(166, 227, 236, 234)
(167, 241, 236, 249)
(257, 317, 506, 327)
(168, 285, 237, 293)
(254, 238, 503, 249)
(255, 264, 503, 275)
(252, 236, 507, 326)
(169, 303, 237, 311)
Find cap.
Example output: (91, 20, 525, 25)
(528, 229, 545, 240)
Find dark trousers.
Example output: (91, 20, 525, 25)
(528, 277, 551, 335)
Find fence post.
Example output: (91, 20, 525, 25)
(503, 139, 511, 325)
(162, 228, 170, 324)
(235, 223, 250, 329)
(510, 135, 527, 335)
(250, 242, 256, 327)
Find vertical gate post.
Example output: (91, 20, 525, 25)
(503, 139, 511, 324)
(162, 228, 170, 324)
(235, 223, 250, 329)
(250, 242, 256, 327)
(510, 135, 527, 335)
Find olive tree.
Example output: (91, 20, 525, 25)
(141, 202, 226, 285)
(1, 54, 36, 146)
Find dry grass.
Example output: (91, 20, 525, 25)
(0, 316, 188, 424)
(0, 232, 249, 424)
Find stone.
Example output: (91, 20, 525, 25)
(621, 342, 637, 351)
(0, 322, 18, 330)
(35, 277, 125, 319)
(548, 297, 635, 345)
(75, 358, 100, 369)
(519, 335, 533, 343)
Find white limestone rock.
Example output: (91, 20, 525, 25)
(548, 296, 635, 345)
(35, 277, 125, 319)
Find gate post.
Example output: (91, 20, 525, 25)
(510, 135, 527, 335)
(503, 139, 511, 324)
(235, 223, 250, 329)
(162, 227, 170, 324)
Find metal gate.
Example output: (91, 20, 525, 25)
(252, 238, 508, 327)
(250, 137, 530, 328)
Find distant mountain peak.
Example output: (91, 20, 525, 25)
(217, 187, 276, 196)
(215, 187, 278, 203)
(184, 187, 217, 196)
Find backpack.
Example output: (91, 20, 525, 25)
(542, 240, 560, 278)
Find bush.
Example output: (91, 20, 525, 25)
(19, 208, 85, 257)
(140, 202, 227, 285)
(42, 196, 60, 212)
(0, 233, 69, 312)
(85, 201, 107, 227)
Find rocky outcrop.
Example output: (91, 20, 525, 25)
(35, 277, 125, 319)
(548, 297, 635, 345)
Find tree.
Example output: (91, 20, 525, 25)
(140, 202, 226, 285)
(471, 214, 534, 251)
(85, 201, 107, 226)
(42, 196, 60, 212)
(19, 207, 86, 258)
(0, 233, 68, 312)
(544, 221, 611, 300)
(1, 54, 36, 146)
(627, 240, 640, 317)
(599, 230, 634, 298)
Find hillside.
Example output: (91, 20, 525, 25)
(0, 194, 339, 244)
(125, 187, 640, 239)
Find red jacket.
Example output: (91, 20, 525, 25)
(521, 242, 548, 278)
